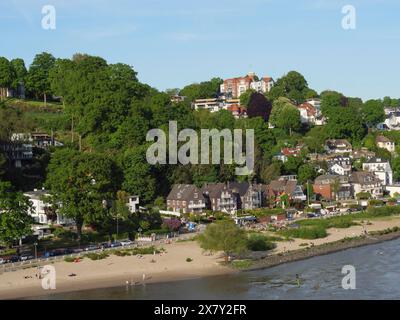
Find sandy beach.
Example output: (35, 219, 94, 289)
(273, 216, 400, 254)
(0, 241, 233, 300)
(2, 216, 400, 300)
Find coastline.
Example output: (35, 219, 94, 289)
(2, 217, 400, 300)
(0, 241, 235, 300)
(247, 230, 400, 271)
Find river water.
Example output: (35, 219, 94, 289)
(38, 239, 400, 300)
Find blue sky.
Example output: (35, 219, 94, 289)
(1, 0, 399, 100)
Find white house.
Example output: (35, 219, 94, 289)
(362, 157, 393, 186)
(192, 98, 223, 113)
(297, 103, 317, 125)
(383, 108, 400, 130)
(350, 172, 383, 199)
(328, 156, 352, 176)
(24, 189, 73, 225)
(376, 135, 395, 153)
(127, 195, 140, 213)
(325, 139, 353, 154)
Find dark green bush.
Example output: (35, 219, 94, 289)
(247, 234, 276, 251)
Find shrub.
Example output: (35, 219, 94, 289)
(162, 218, 182, 232)
(132, 246, 161, 255)
(112, 250, 131, 257)
(280, 226, 328, 240)
(85, 252, 109, 260)
(64, 256, 76, 263)
(186, 258, 193, 262)
(246, 234, 276, 251)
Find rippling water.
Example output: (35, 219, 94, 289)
(38, 239, 400, 300)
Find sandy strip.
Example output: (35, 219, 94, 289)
(2, 216, 400, 300)
(272, 216, 400, 254)
(0, 241, 234, 300)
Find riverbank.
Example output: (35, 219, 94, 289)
(247, 219, 400, 271)
(3, 216, 400, 300)
(0, 241, 234, 300)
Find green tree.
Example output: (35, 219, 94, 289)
(197, 220, 247, 261)
(25, 52, 56, 104)
(240, 89, 256, 107)
(268, 71, 312, 104)
(180, 78, 222, 101)
(0, 57, 15, 100)
(45, 149, 118, 241)
(270, 98, 300, 134)
(284, 156, 303, 175)
(362, 99, 384, 127)
(121, 146, 157, 203)
(10, 58, 27, 89)
(0, 181, 33, 246)
(320, 91, 347, 118)
(298, 164, 316, 184)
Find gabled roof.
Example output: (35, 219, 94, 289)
(376, 135, 393, 143)
(365, 157, 390, 164)
(325, 139, 352, 149)
(350, 171, 381, 185)
(167, 184, 205, 201)
(298, 103, 316, 117)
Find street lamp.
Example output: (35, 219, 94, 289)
(34, 242, 38, 260)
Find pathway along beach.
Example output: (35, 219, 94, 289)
(2, 215, 400, 300)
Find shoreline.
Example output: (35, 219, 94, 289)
(246, 231, 400, 271)
(2, 218, 400, 300)
(0, 241, 235, 300)
(23, 231, 400, 299)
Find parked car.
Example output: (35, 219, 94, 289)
(110, 241, 122, 248)
(72, 248, 84, 254)
(20, 254, 35, 261)
(0, 258, 5, 265)
(85, 245, 99, 252)
(8, 256, 20, 263)
(100, 242, 111, 249)
(120, 240, 134, 247)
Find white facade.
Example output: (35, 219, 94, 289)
(127, 195, 139, 213)
(329, 163, 348, 176)
(377, 139, 395, 153)
(24, 189, 73, 225)
(193, 99, 223, 113)
(363, 158, 393, 186)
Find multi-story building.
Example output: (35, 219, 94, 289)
(297, 103, 317, 125)
(220, 72, 274, 98)
(266, 178, 306, 206)
(202, 182, 262, 213)
(328, 156, 352, 176)
(192, 98, 223, 113)
(202, 183, 238, 213)
(166, 184, 207, 214)
(313, 175, 352, 201)
(24, 189, 73, 225)
(325, 139, 353, 154)
(362, 157, 393, 186)
(0, 141, 33, 168)
(350, 171, 383, 198)
(376, 135, 395, 153)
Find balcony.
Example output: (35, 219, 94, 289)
(188, 203, 206, 209)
